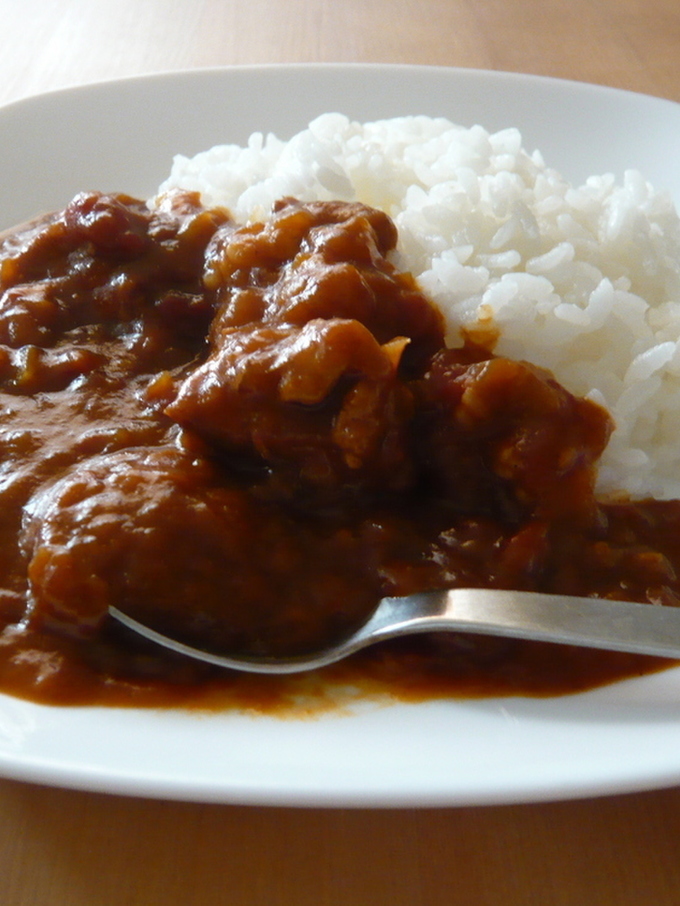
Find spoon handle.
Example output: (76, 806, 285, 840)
(366, 589, 680, 659)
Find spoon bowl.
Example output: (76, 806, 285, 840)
(109, 588, 680, 674)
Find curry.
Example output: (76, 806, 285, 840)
(0, 190, 676, 710)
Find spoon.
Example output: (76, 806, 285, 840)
(109, 588, 680, 675)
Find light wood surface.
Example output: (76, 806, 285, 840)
(2, 1, 680, 904)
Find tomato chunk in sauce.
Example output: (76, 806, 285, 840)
(0, 190, 677, 710)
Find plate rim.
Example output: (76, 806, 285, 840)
(3, 60, 679, 116)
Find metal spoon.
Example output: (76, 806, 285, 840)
(109, 588, 680, 675)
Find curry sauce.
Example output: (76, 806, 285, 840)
(0, 190, 676, 711)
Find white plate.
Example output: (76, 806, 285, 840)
(1, 64, 680, 807)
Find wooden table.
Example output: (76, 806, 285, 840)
(2, 1, 680, 903)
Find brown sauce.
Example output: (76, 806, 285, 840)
(0, 189, 676, 712)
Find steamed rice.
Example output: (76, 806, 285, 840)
(157, 113, 680, 501)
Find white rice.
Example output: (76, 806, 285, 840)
(157, 113, 680, 501)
